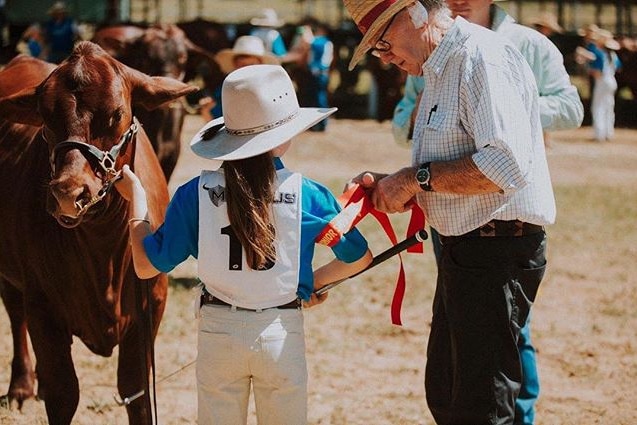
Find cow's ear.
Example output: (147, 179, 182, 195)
(98, 36, 130, 57)
(0, 87, 43, 126)
(127, 67, 199, 110)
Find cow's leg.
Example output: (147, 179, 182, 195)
(0, 280, 36, 409)
(117, 279, 167, 425)
(27, 299, 79, 425)
(117, 321, 153, 425)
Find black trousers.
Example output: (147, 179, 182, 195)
(425, 232, 547, 425)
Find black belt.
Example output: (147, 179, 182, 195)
(200, 290, 301, 311)
(441, 220, 544, 242)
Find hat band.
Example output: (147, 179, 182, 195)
(358, 0, 399, 33)
(226, 110, 299, 136)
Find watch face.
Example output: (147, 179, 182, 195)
(416, 167, 430, 185)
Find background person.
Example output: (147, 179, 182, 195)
(115, 64, 372, 425)
(341, 0, 555, 423)
(43, 1, 79, 64)
(250, 8, 288, 57)
(587, 28, 622, 142)
(198, 35, 279, 122)
(287, 17, 335, 132)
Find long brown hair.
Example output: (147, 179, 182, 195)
(224, 152, 277, 270)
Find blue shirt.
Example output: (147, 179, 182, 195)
(143, 158, 369, 300)
(307, 35, 334, 75)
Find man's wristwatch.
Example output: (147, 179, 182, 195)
(416, 162, 433, 191)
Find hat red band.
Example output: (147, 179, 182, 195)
(357, 0, 399, 33)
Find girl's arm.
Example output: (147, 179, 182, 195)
(304, 248, 373, 308)
(115, 165, 162, 279)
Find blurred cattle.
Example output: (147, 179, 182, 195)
(616, 36, 637, 98)
(93, 23, 212, 180)
(0, 42, 196, 424)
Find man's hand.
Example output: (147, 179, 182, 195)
(370, 167, 421, 213)
(344, 171, 386, 192)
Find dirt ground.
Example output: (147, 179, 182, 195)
(1, 116, 636, 424)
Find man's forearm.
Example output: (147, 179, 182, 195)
(430, 156, 501, 194)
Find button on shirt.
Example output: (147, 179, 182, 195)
(412, 17, 556, 236)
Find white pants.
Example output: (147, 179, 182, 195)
(197, 304, 307, 425)
(591, 74, 617, 141)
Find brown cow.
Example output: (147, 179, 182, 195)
(0, 42, 197, 424)
(92, 23, 214, 181)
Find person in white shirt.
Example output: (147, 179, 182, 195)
(341, 0, 555, 423)
(391, 2, 583, 423)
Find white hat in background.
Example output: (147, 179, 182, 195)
(190, 64, 336, 164)
(250, 8, 285, 28)
(215, 35, 280, 74)
(596, 28, 621, 50)
(530, 11, 564, 34)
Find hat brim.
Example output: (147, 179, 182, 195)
(215, 49, 280, 74)
(605, 39, 620, 50)
(250, 18, 285, 28)
(190, 107, 337, 162)
(348, 0, 415, 71)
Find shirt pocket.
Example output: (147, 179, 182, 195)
(424, 108, 448, 131)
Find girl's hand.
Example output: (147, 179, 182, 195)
(114, 164, 144, 201)
(302, 291, 328, 308)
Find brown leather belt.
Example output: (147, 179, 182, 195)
(441, 220, 544, 242)
(200, 290, 301, 311)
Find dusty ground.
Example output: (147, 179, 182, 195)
(1, 116, 637, 424)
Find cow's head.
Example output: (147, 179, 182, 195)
(97, 24, 198, 81)
(0, 41, 198, 228)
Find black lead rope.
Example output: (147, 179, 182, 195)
(133, 275, 158, 425)
(146, 278, 158, 425)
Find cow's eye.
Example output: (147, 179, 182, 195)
(109, 111, 122, 127)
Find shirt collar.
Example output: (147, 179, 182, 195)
(490, 4, 516, 31)
(423, 16, 471, 76)
(274, 157, 284, 170)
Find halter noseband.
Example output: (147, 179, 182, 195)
(50, 118, 139, 216)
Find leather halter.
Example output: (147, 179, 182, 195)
(49, 117, 139, 216)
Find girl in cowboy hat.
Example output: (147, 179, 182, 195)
(115, 64, 372, 425)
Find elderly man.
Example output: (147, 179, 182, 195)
(342, 0, 555, 424)
(391, 1, 583, 423)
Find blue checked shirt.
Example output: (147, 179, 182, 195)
(412, 17, 556, 236)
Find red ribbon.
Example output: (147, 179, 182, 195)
(316, 184, 425, 325)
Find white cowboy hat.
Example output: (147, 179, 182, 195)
(530, 12, 563, 34)
(250, 8, 285, 28)
(596, 29, 621, 50)
(577, 23, 600, 38)
(190, 65, 336, 164)
(215, 36, 280, 74)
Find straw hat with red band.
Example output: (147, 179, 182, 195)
(344, 0, 417, 70)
